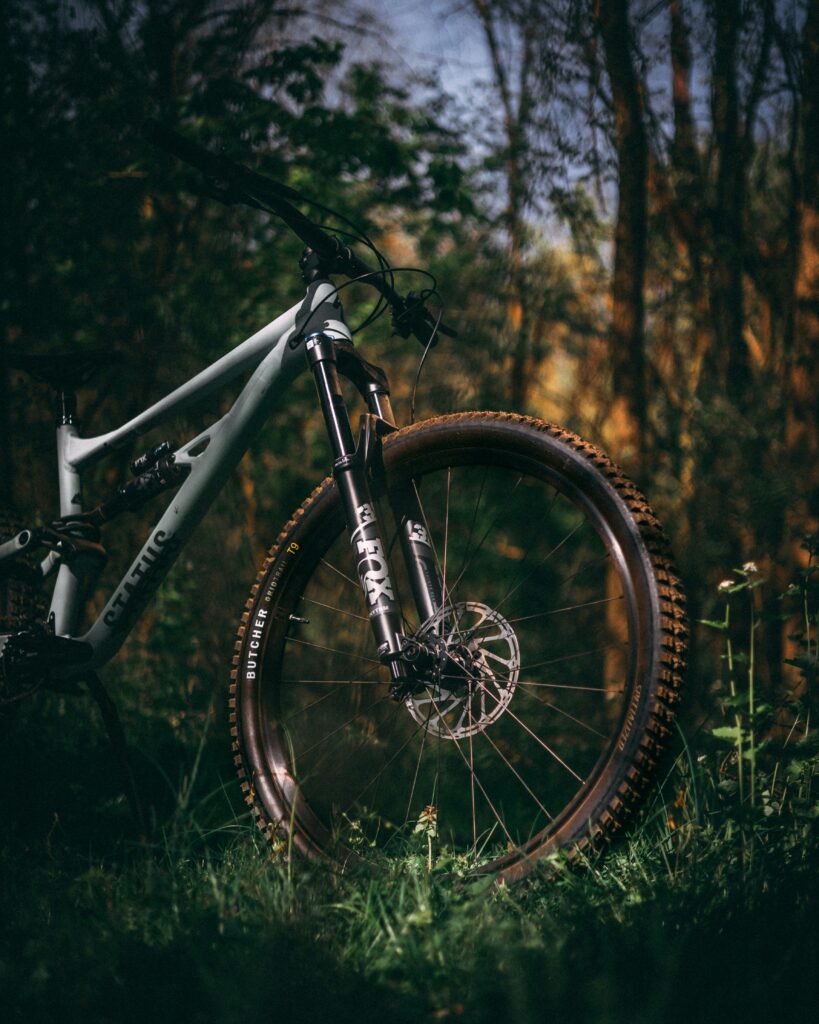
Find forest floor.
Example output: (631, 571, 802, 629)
(1, 689, 817, 1024)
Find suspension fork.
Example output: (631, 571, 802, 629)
(305, 332, 444, 688)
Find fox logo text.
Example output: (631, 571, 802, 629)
(357, 503, 375, 526)
(356, 537, 395, 604)
(408, 521, 430, 547)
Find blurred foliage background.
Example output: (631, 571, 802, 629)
(2, 3, 819, 1020)
(1, 0, 817, 852)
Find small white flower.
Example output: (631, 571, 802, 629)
(718, 579, 735, 591)
(742, 561, 758, 574)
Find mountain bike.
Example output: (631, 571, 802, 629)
(0, 126, 686, 882)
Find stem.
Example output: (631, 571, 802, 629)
(770, 760, 780, 815)
(726, 603, 745, 803)
(804, 548, 814, 661)
(804, 585, 811, 660)
(748, 592, 756, 808)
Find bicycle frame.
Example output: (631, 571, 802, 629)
(12, 281, 346, 674)
(2, 265, 447, 694)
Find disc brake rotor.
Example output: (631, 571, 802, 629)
(405, 601, 520, 739)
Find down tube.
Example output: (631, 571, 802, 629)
(73, 337, 307, 673)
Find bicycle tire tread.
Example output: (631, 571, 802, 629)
(228, 412, 687, 871)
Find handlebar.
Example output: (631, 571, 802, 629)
(143, 122, 456, 346)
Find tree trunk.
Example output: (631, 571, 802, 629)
(595, 0, 648, 474)
(790, 0, 819, 525)
(710, 0, 750, 399)
(472, 0, 538, 410)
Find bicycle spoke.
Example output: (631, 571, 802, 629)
(467, 698, 477, 847)
(447, 474, 527, 596)
(345, 706, 408, 819)
(458, 465, 488, 588)
(556, 552, 611, 592)
(477, 683, 586, 784)
(405, 704, 432, 824)
(319, 558, 360, 592)
(493, 518, 587, 615)
(473, 594, 624, 627)
(296, 694, 391, 763)
(517, 684, 609, 739)
(516, 680, 624, 693)
(440, 466, 451, 637)
(427, 694, 517, 850)
(303, 699, 405, 796)
(285, 635, 381, 666)
(280, 678, 384, 684)
(436, 669, 624, 694)
(459, 485, 562, 604)
(344, 714, 431, 818)
(479, 727, 553, 822)
(521, 642, 626, 673)
(283, 686, 343, 720)
(301, 595, 368, 622)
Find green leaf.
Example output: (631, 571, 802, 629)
(466, 875, 496, 898)
(720, 581, 750, 594)
(699, 618, 728, 631)
(712, 725, 743, 742)
(720, 693, 749, 710)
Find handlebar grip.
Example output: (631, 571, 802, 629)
(145, 122, 345, 259)
(143, 121, 303, 202)
(144, 122, 459, 344)
(143, 121, 236, 187)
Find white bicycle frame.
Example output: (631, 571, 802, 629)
(6, 281, 349, 673)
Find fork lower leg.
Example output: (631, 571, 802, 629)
(306, 332, 407, 683)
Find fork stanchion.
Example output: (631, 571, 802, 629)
(305, 332, 407, 687)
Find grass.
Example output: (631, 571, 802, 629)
(2, 553, 818, 1023)
(1, 689, 817, 1024)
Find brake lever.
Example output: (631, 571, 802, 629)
(390, 292, 426, 343)
(391, 291, 458, 346)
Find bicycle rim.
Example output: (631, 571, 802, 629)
(234, 415, 682, 877)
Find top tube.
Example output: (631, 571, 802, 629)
(64, 292, 314, 470)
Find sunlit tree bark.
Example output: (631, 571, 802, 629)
(594, 0, 647, 473)
(471, 0, 556, 410)
(790, 0, 819, 528)
(709, 0, 751, 398)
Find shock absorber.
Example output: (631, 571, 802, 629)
(305, 331, 407, 687)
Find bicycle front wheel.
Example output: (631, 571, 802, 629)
(231, 413, 686, 881)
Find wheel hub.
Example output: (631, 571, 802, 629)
(404, 601, 520, 739)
